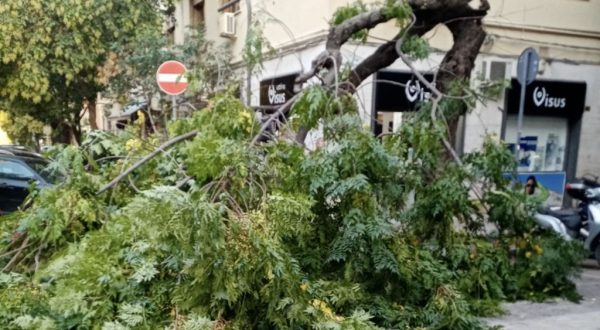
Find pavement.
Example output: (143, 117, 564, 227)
(486, 260, 600, 329)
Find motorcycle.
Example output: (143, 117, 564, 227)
(533, 175, 600, 263)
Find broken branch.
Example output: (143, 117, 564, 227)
(97, 130, 199, 194)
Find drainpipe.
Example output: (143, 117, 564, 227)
(245, 0, 252, 107)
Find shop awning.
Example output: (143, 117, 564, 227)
(108, 102, 148, 119)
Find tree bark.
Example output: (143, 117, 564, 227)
(436, 18, 487, 148)
(88, 99, 99, 130)
(288, 0, 490, 145)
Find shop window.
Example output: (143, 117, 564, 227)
(190, 0, 205, 27)
(505, 115, 568, 172)
(219, 0, 240, 13)
(373, 71, 434, 136)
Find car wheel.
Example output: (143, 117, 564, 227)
(596, 244, 600, 266)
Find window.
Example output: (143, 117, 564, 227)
(165, 14, 176, 46)
(490, 61, 507, 81)
(23, 158, 59, 184)
(190, 0, 205, 27)
(166, 26, 175, 46)
(0, 160, 35, 181)
(480, 61, 509, 81)
(219, 0, 240, 13)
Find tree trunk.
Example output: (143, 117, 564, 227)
(436, 18, 487, 149)
(50, 119, 82, 146)
(88, 99, 99, 130)
(68, 125, 80, 146)
(287, 0, 491, 146)
(50, 122, 70, 145)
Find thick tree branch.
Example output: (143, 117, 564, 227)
(2, 237, 29, 273)
(408, 0, 489, 13)
(97, 130, 198, 194)
(326, 9, 389, 49)
(250, 94, 301, 146)
(297, 8, 391, 85)
(291, 0, 490, 145)
(436, 18, 487, 93)
(346, 0, 489, 92)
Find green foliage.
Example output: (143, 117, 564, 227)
(506, 233, 585, 302)
(104, 28, 177, 104)
(0, 0, 167, 138)
(478, 79, 511, 102)
(178, 27, 234, 98)
(382, 0, 413, 21)
(0, 111, 45, 149)
(400, 36, 430, 60)
(291, 87, 357, 130)
(243, 20, 274, 74)
(331, 1, 369, 41)
(0, 90, 584, 329)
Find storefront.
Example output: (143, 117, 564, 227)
(259, 73, 298, 109)
(502, 79, 587, 205)
(371, 71, 434, 136)
(371, 72, 588, 206)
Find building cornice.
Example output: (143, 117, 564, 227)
(230, 24, 600, 69)
(484, 20, 600, 39)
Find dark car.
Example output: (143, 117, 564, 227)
(0, 146, 56, 215)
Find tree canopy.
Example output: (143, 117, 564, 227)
(0, 0, 168, 140)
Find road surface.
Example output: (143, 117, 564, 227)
(486, 261, 600, 329)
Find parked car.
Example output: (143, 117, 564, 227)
(0, 145, 56, 215)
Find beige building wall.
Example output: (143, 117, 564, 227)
(172, 0, 600, 175)
(171, 0, 600, 62)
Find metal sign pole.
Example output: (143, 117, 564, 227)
(515, 48, 539, 163)
(515, 52, 529, 161)
(172, 95, 177, 121)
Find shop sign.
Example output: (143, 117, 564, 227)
(374, 71, 435, 111)
(259, 73, 298, 106)
(506, 79, 587, 118)
(532, 86, 566, 108)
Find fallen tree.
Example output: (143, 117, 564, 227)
(0, 91, 584, 329)
(0, 1, 586, 329)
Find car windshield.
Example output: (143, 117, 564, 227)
(23, 158, 60, 184)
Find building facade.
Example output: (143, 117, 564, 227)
(170, 0, 600, 203)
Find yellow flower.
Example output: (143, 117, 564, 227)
(526, 251, 532, 258)
(125, 138, 143, 151)
(311, 299, 343, 321)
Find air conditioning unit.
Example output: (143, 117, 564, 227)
(220, 13, 236, 38)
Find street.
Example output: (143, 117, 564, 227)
(487, 261, 600, 329)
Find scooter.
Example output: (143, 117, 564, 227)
(533, 176, 600, 263)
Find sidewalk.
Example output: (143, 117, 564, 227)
(486, 263, 600, 330)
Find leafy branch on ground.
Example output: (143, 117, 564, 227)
(0, 90, 584, 329)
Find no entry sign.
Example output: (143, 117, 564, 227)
(156, 60, 188, 96)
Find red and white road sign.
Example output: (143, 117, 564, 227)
(156, 60, 188, 96)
